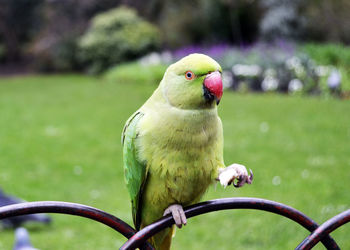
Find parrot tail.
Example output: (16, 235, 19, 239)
(149, 225, 175, 250)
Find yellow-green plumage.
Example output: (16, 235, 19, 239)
(122, 54, 225, 249)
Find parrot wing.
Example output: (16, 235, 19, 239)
(122, 111, 147, 230)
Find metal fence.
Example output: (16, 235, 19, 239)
(0, 197, 349, 250)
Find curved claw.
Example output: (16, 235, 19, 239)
(247, 169, 254, 184)
(233, 169, 254, 188)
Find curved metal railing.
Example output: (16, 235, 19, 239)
(0, 201, 153, 250)
(119, 197, 339, 250)
(0, 198, 348, 250)
(296, 209, 350, 250)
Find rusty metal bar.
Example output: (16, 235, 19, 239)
(0, 201, 153, 250)
(296, 209, 350, 250)
(120, 197, 339, 250)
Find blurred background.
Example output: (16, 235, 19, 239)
(1, 0, 350, 96)
(0, 0, 349, 249)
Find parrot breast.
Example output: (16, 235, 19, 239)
(136, 104, 223, 225)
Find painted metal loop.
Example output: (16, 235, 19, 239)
(0, 201, 154, 250)
(296, 209, 350, 250)
(120, 197, 339, 250)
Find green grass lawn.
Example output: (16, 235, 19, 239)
(0, 74, 349, 249)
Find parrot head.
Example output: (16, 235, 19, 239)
(160, 53, 223, 109)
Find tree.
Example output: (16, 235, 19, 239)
(0, 0, 43, 62)
(259, 0, 304, 41)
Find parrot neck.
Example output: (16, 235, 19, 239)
(142, 86, 218, 122)
(158, 83, 216, 111)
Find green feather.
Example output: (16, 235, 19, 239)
(122, 111, 146, 230)
(122, 54, 226, 249)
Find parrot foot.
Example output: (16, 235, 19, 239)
(218, 163, 253, 188)
(163, 204, 187, 228)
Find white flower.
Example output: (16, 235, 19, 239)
(222, 70, 233, 88)
(288, 79, 303, 92)
(315, 65, 330, 77)
(261, 76, 278, 91)
(264, 68, 277, 77)
(139, 52, 162, 66)
(327, 69, 341, 88)
(232, 64, 261, 77)
(286, 56, 301, 70)
(160, 51, 173, 64)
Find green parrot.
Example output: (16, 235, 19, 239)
(122, 54, 253, 250)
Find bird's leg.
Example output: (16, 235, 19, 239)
(217, 163, 253, 188)
(163, 204, 187, 228)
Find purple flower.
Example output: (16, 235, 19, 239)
(172, 43, 231, 60)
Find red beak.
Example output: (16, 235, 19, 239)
(203, 71, 223, 104)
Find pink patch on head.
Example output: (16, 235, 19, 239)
(204, 71, 223, 100)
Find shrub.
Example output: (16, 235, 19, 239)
(181, 42, 321, 94)
(260, 0, 304, 41)
(301, 43, 350, 92)
(104, 62, 167, 85)
(30, 34, 81, 72)
(301, 43, 350, 68)
(302, 0, 350, 44)
(78, 6, 161, 74)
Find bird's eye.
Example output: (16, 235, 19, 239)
(185, 71, 195, 80)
